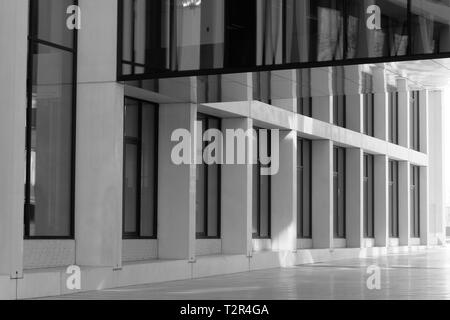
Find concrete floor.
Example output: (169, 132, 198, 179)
(46, 248, 450, 300)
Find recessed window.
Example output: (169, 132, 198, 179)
(252, 128, 271, 239)
(333, 146, 346, 239)
(123, 98, 158, 239)
(410, 165, 420, 238)
(410, 91, 420, 151)
(363, 94, 375, 137)
(389, 92, 399, 144)
(24, 0, 77, 238)
(363, 154, 375, 238)
(297, 138, 312, 239)
(196, 113, 221, 239)
(389, 160, 399, 238)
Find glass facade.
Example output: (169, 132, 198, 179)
(196, 113, 221, 239)
(388, 91, 399, 144)
(24, 0, 77, 238)
(123, 98, 158, 239)
(410, 165, 420, 238)
(389, 160, 399, 238)
(118, 0, 450, 79)
(410, 90, 420, 151)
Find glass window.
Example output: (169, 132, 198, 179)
(298, 138, 312, 239)
(252, 128, 271, 239)
(389, 160, 399, 238)
(296, 69, 313, 117)
(333, 146, 346, 239)
(410, 165, 420, 238)
(30, 0, 76, 49)
(123, 98, 158, 239)
(363, 93, 375, 136)
(363, 154, 375, 238)
(253, 71, 271, 104)
(410, 91, 420, 151)
(196, 113, 221, 239)
(389, 91, 399, 144)
(25, 1, 77, 239)
(411, 0, 450, 55)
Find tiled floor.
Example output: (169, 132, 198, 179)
(45, 248, 450, 300)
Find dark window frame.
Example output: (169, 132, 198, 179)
(297, 138, 312, 239)
(363, 93, 375, 137)
(389, 160, 399, 238)
(410, 165, 420, 238)
(389, 92, 399, 144)
(333, 95, 347, 128)
(196, 113, 222, 240)
(24, 0, 78, 240)
(410, 91, 420, 151)
(363, 154, 375, 238)
(333, 146, 346, 239)
(253, 127, 272, 240)
(122, 97, 159, 240)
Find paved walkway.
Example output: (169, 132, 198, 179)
(46, 248, 450, 300)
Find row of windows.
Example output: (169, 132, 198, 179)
(119, 0, 450, 78)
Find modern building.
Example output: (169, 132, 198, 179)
(0, 0, 449, 299)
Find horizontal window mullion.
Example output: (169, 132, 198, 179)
(28, 37, 75, 53)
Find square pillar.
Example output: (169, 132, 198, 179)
(311, 68, 333, 123)
(397, 79, 410, 148)
(374, 155, 389, 247)
(0, 0, 28, 278)
(158, 104, 197, 261)
(420, 167, 430, 246)
(346, 149, 363, 248)
(398, 161, 411, 246)
(221, 118, 253, 256)
(344, 66, 362, 133)
(75, 0, 123, 268)
(312, 140, 333, 249)
(271, 131, 297, 251)
(270, 70, 297, 112)
(373, 66, 388, 141)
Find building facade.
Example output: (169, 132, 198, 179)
(0, 0, 448, 299)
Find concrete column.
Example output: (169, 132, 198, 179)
(428, 90, 446, 245)
(311, 68, 333, 123)
(344, 66, 362, 133)
(373, 66, 388, 141)
(420, 167, 430, 246)
(419, 90, 429, 154)
(221, 118, 253, 256)
(312, 140, 333, 249)
(397, 79, 410, 148)
(374, 155, 389, 247)
(271, 131, 297, 251)
(75, 0, 123, 268)
(398, 162, 411, 246)
(346, 149, 363, 248)
(0, 0, 28, 278)
(158, 104, 197, 261)
(270, 70, 297, 112)
(221, 73, 253, 102)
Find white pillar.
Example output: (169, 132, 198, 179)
(312, 140, 333, 249)
(397, 79, 410, 148)
(346, 149, 363, 248)
(399, 162, 411, 246)
(428, 90, 446, 245)
(344, 66, 362, 133)
(158, 104, 197, 261)
(75, 0, 123, 268)
(270, 70, 297, 112)
(271, 131, 297, 251)
(311, 67, 333, 123)
(374, 155, 389, 247)
(0, 0, 28, 278)
(373, 66, 388, 141)
(221, 118, 253, 256)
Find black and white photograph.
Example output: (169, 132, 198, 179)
(2, 0, 450, 310)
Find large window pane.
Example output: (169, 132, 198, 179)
(410, 91, 420, 151)
(123, 98, 158, 238)
(389, 160, 399, 237)
(410, 165, 420, 238)
(26, 43, 74, 238)
(389, 91, 399, 144)
(30, 0, 76, 49)
(298, 138, 312, 239)
(333, 146, 346, 239)
(411, 0, 450, 55)
(364, 154, 375, 238)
